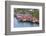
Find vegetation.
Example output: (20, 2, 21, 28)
(14, 8, 39, 19)
(14, 8, 32, 14)
(32, 9, 39, 18)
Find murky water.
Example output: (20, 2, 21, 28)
(14, 18, 39, 28)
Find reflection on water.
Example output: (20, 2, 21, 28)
(14, 18, 39, 28)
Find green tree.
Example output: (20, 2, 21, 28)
(32, 9, 39, 18)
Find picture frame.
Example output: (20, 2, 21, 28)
(5, 1, 45, 35)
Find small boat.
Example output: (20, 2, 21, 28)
(32, 19, 39, 24)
